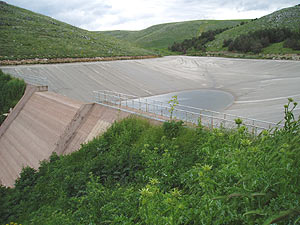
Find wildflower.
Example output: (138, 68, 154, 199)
(171, 188, 181, 197)
(202, 164, 212, 172)
(140, 187, 153, 197)
(241, 139, 252, 146)
(149, 178, 160, 185)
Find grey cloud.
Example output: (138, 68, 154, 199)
(7, 0, 300, 30)
(233, 0, 299, 12)
(9, 0, 112, 26)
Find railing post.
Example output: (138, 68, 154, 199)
(185, 111, 188, 123)
(152, 101, 155, 116)
(139, 98, 141, 111)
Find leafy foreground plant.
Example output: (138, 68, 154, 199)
(1, 101, 300, 224)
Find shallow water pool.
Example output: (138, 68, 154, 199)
(144, 89, 234, 112)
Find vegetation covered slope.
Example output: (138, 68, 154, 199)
(0, 69, 26, 124)
(0, 1, 154, 60)
(1, 100, 300, 224)
(207, 5, 300, 51)
(100, 20, 247, 51)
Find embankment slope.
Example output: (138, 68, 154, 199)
(0, 88, 130, 187)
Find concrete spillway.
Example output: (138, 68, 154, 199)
(0, 86, 130, 187)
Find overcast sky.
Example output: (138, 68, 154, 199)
(7, 0, 299, 31)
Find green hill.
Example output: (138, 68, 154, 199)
(0, 1, 154, 61)
(207, 5, 300, 52)
(100, 20, 247, 51)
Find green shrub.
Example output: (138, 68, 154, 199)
(0, 69, 26, 125)
(1, 101, 300, 224)
(228, 28, 294, 53)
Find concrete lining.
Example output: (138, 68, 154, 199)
(0, 89, 132, 187)
(0, 85, 48, 139)
(53, 104, 94, 155)
(2, 56, 300, 122)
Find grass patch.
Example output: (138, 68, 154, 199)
(262, 42, 300, 55)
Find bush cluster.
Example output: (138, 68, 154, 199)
(283, 33, 300, 50)
(224, 28, 298, 53)
(169, 28, 230, 53)
(0, 70, 26, 125)
(1, 101, 300, 224)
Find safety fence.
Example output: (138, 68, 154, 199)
(93, 90, 284, 135)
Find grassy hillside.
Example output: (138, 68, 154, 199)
(0, 69, 26, 125)
(207, 5, 300, 52)
(100, 20, 247, 51)
(0, 1, 154, 61)
(1, 100, 300, 224)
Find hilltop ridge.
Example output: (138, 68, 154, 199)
(100, 20, 246, 51)
(102, 5, 300, 57)
(0, 2, 154, 60)
(207, 5, 300, 52)
(1, 2, 299, 61)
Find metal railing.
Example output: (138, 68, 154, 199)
(93, 90, 284, 135)
(12, 73, 48, 86)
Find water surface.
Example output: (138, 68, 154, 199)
(144, 89, 234, 112)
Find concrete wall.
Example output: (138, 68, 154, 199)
(0, 89, 131, 187)
(0, 85, 47, 140)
